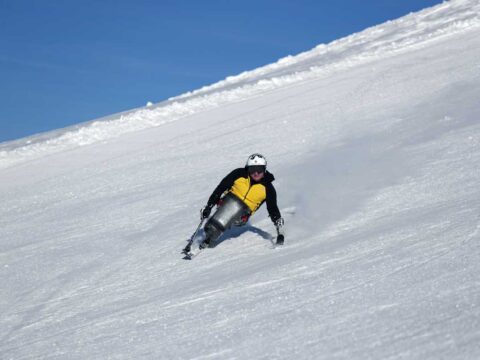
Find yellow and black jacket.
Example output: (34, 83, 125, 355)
(207, 168, 281, 223)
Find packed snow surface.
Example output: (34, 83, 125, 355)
(1, 0, 480, 359)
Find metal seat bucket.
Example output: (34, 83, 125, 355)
(210, 193, 250, 231)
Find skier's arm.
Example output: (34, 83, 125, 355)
(207, 168, 244, 206)
(266, 183, 281, 223)
(266, 184, 285, 245)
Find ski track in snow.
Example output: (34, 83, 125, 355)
(1, 1, 480, 359)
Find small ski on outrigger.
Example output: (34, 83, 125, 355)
(182, 242, 207, 260)
(181, 218, 207, 260)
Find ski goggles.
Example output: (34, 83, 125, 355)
(248, 165, 266, 174)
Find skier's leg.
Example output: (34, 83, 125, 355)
(198, 193, 250, 249)
(200, 220, 223, 248)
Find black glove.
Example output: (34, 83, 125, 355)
(201, 204, 213, 219)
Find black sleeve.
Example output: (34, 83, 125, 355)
(207, 168, 245, 206)
(266, 183, 281, 223)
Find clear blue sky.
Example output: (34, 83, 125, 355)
(0, 0, 442, 143)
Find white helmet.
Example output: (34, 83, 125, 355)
(246, 153, 267, 167)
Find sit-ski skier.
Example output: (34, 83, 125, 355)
(183, 154, 285, 254)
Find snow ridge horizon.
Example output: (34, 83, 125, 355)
(0, 0, 479, 169)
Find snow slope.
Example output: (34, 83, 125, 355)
(1, 0, 480, 359)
